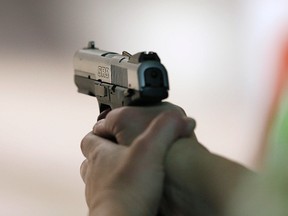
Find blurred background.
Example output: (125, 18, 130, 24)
(1, 0, 288, 215)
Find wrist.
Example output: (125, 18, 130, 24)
(88, 192, 154, 216)
(88, 192, 131, 216)
(89, 201, 130, 216)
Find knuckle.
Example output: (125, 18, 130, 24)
(161, 102, 186, 116)
(80, 132, 97, 158)
(106, 106, 137, 129)
(80, 133, 90, 152)
(168, 104, 186, 116)
(112, 106, 132, 119)
(175, 105, 187, 116)
(106, 107, 125, 124)
(160, 111, 184, 128)
(80, 137, 87, 153)
(80, 159, 88, 179)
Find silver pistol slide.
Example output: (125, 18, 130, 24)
(74, 41, 169, 112)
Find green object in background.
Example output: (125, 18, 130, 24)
(267, 85, 288, 175)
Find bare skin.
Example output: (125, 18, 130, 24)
(82, 103, 254, 215)
(81, 110, 195, 216)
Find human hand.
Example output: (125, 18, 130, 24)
(94, 102, 189, 146)
(80, 111, 195, 216)
(93, 103, 212, 215)
(92, 103, 252, 216)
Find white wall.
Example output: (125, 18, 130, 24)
(1, 0, 287, 215)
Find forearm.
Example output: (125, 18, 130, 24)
(163, 134, 254, 215)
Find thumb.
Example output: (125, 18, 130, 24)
(129, 111, 195, 166)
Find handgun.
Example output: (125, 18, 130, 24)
(74, 41, 169, 112)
